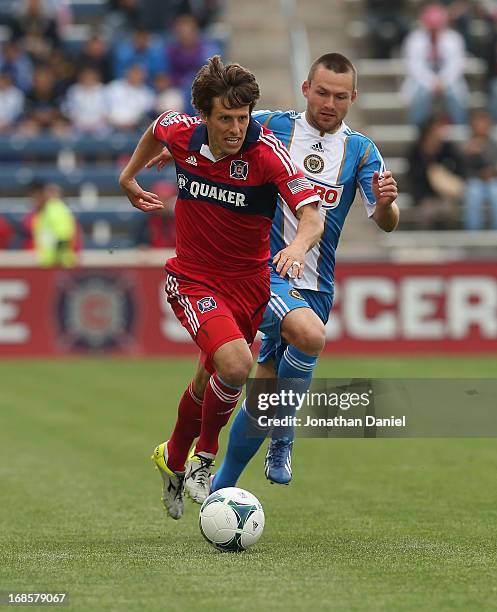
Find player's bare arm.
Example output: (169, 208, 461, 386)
(273, 204, 324, 279)
(119, 124, 165, 212)
(371, 170, 399, 232)
(145, 146, 173, 171)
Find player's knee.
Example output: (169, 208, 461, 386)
(282, 309, 326, 356)
(216, 351, 253, 387)
(213, 338, 254, 386)
(217, 360, 252, 387)
(291, 320, 326, 356)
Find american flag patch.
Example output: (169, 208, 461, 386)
(287, 177, 313, 194)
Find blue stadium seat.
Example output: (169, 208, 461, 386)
(0, 133, 141, 159)
(0, 163, 174, 195)
(2, 208, 144, 250)
(68, 0, 108, 21)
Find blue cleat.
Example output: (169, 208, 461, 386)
(264, 438, 293, 485)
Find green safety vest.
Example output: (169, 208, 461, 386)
(33, 198, 77, 267)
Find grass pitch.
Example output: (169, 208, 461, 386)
(1, 357, 497, 611)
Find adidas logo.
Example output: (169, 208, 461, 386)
(311, 142, 324, 152)
(185, 155, 198, 166)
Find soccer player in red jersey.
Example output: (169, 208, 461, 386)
(119, 56, 323, 519)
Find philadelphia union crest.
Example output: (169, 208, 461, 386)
(230, 160, 249, 180)
(303, 154, 325, 174)
(289, 288, 305, 301)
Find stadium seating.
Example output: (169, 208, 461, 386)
(68, 0, 107, 22)
(345, 0, 492, 233)
(0, 132, 139, 158)
(0, 1, 224, 251)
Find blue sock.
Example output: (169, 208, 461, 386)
(273, 345, 317, 441)
(212, 400, 268, 491)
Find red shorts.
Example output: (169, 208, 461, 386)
(164, 269, 269, 365)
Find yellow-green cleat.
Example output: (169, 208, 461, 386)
(151, 442, 185, 520)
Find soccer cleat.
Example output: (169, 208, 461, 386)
(184, 452, 215, 504)
(264, 438, 293, 485)
(151, 442, 185, 520)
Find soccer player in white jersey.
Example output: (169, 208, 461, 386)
(210, 53, 399, 489)
(148, 53, 399, 492)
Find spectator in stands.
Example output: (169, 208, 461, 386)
(447, 0, 495, 62)
(365, 0, 410, 58)
(63, 66, 109, 134)
(20, 207, 36, 250)
(180, 0, 222, 29)
(154, 72, 184, 114)
(41, 0, 73, 36)
(105, 64, 155, 131)
(0, 39, 34, 93)
(401, 3, 468, 126)
(78, 34, 113, 83)
(461, 109, 497, 230)
(0, 72, 25, 132)
(166, 14, 219, 112)
(106, 0, 141, 37)
(0, 215, 14, 249)
(113, 25, 168, 85)
(10, 0, 61, 63)
(133, 180, 177, 248)
(20, 64, 69, 134)
(47, 46, 76, 95)
(407, 115, 465, 229)
(28, 181, 78, 267)
(478, 10, 497, 122)
(446, 2, 497, 123)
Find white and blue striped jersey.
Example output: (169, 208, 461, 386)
(253, 110, 385, 294)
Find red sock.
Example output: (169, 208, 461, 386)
(196, 373, 242, 456)
(166, 381, 203, 472)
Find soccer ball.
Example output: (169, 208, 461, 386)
(199, 487, 265, 552)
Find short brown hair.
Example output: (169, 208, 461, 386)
(191, 55, 260, 116)
(307, 53, 357, 89)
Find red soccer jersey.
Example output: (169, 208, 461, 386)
(152, 110, 320, 280)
